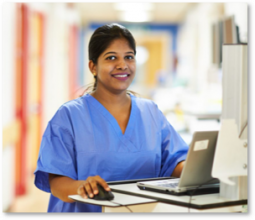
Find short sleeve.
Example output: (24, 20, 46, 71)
(34, 121, 77, 193)
(158, 110, 189, 177)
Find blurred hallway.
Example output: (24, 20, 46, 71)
(2, 2, 248, 212)
(7, 175, 49, 213)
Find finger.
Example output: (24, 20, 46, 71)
(77, 184, 87, 199)
(94, 175, 111, 191)
(88, 179, 100, 195)
(84, 181, 94, 198)
(85, 178, 98, 195)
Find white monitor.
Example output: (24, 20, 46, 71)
(221, 44, 247, 137)
(212, 44, 248, 200)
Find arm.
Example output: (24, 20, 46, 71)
(49, 174, 111, 203)
(49, 174, 83, 203)
(153, 102, 188, 178)
(171, 161, 185, 178)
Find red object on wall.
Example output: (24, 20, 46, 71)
(37, 13, 45, 167)
(15, 3, 29, 196)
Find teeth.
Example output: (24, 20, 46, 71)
(113, 74, 128, 77)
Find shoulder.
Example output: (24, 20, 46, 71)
(131, 94, 160, 112)
(57, 94, 92, 116)
(131, 94, 171, 130)
(131, 94, 165, 124)
(61, 95, 87, 111)
(50, 95, 89, 125)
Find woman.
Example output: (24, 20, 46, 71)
(34, 23, 189, 212)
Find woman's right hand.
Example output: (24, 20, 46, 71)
(77, 175, 111, 199)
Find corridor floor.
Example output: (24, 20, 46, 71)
(8, 175, 49, 213)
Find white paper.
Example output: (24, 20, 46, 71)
(194, 140, 209, 151)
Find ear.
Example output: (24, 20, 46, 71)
(89, 60, 97, 74)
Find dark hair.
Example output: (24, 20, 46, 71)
(89, 23, 136, 64)
(81, 23, 138, 95)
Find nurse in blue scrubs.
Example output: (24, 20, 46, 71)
(34, 23, 189, 212)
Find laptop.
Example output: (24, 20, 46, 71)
(137, 130, 219, 195)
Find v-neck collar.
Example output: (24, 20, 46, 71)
(85, 93, 136, 139)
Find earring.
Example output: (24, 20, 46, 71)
(93, 72, 96, 77)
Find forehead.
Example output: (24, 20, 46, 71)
(103, 38, 133, 53)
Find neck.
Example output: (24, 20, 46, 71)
(91, 88, 130, 107)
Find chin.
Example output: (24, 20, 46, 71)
(111, 88, 129, 95)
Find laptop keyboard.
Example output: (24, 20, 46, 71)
(158, 182, 179, 188)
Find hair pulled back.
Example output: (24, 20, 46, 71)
(80, 23, 138, 96)
(89, 23, 136, 64)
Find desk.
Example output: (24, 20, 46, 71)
(69, 179, 247, 213)
(106, 183, 247, 213)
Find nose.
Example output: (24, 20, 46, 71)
(116, 58, 127, 70)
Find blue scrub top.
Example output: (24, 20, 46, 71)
(34, 93, 188, 212)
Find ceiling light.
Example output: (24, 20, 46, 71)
(114, 3, 154, 11)
(119, 11, 152, 22)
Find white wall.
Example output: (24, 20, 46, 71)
(43, 3, 70, 130)
(2, 4, 16, 126)
(177, 2, 247, 94)
(42, 3, 81, 130)
(172, 2, 248, 135)
(2, 2, 16, 211)
(177, 3, 225, 93)
(1, 3, 83, 210)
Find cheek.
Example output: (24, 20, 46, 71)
(98, 64, 114, 76)
(130, 63, 136, 74)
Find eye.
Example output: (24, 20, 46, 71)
(106, 56, 116, 60)
(125, 55, 134, 60)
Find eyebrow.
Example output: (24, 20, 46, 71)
(103, 51, 134, 57)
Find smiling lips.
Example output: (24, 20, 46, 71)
(111, 73, 130, 81)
